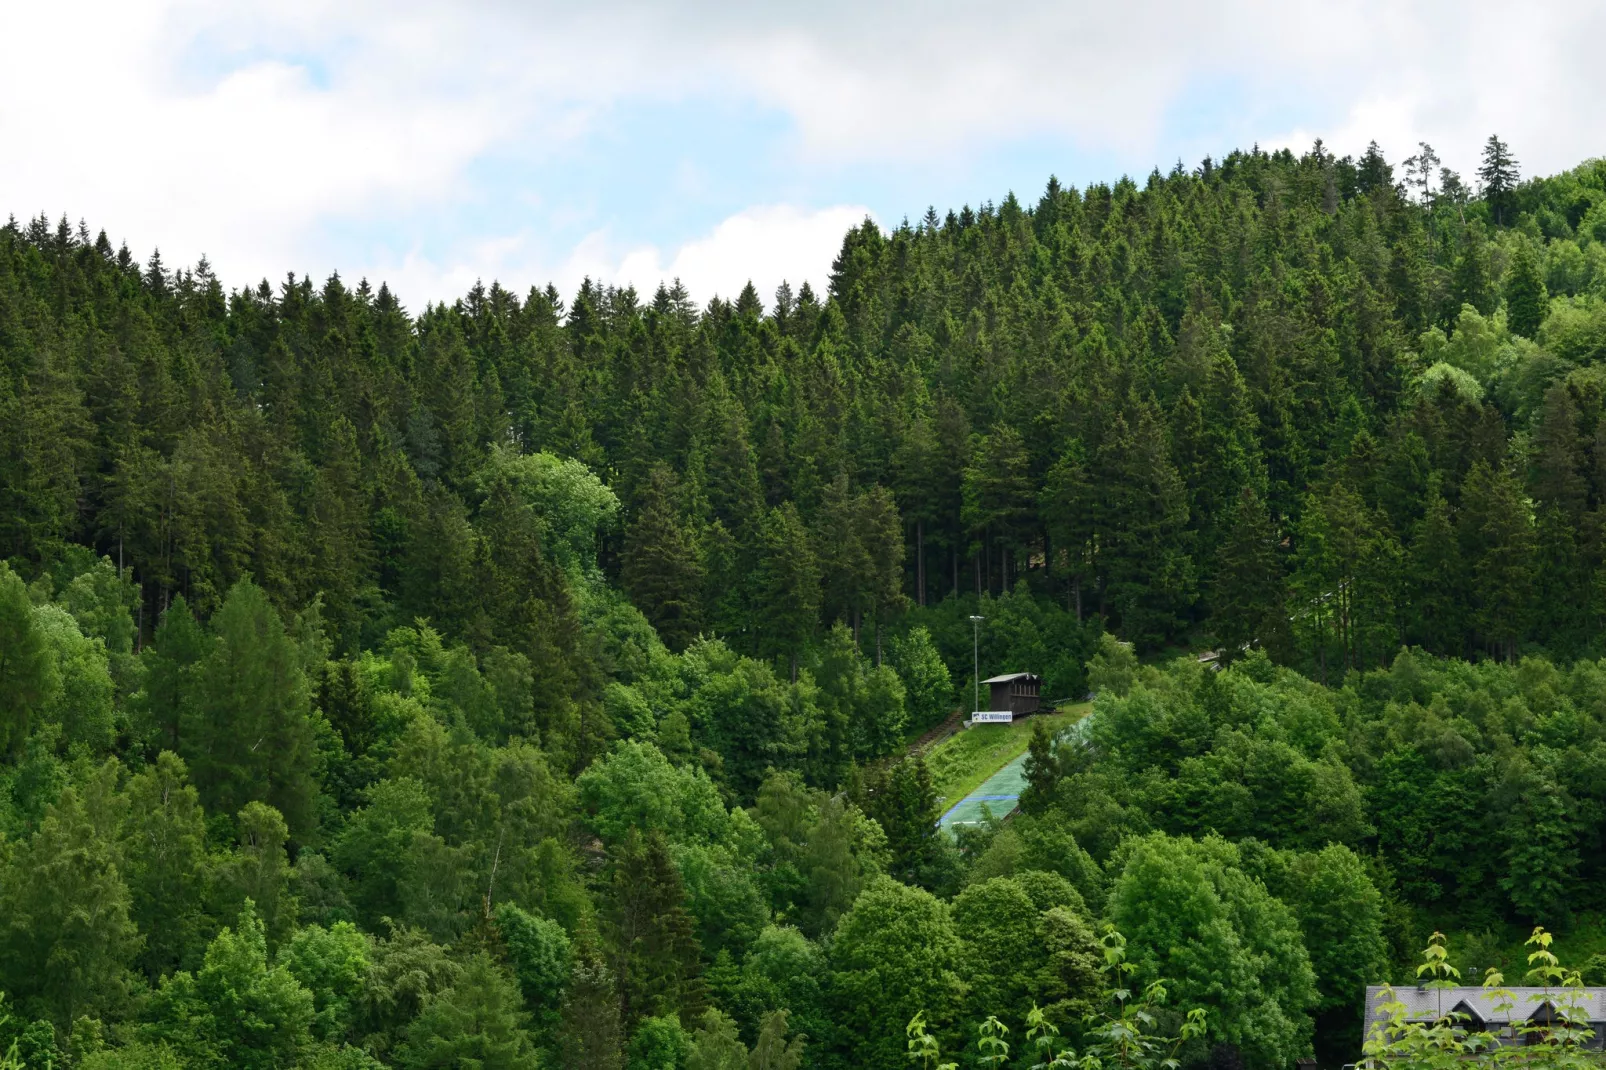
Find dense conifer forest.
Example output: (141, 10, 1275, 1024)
(4, 137, 1606, 1069)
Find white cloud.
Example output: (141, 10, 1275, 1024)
(363, 204, 874, 311)
(602, 204, 873, 304)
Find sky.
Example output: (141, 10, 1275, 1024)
(3, 0, 1602, 311)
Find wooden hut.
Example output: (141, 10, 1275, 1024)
(982, 673, 1042, 718)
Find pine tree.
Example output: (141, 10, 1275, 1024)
(1401, 142, 1441, 206)
(1212, 486, 1291, 663)
(751, 503, 820, 677)
(1531, 380, 1587, 521)
(185, 579, 319, 837)
(1404, 478, 1465, 655)
(135, 594, 209, 753)
(398, 953, 540, 1070)
(621, 465, 704, 652)
(608, 830, 705, 1026)
(1459, 461, 1536, 660)
(1478, 135, 1519, 226)
(559, 948, 623, 1070)
(1452, 223, 1497, 315)
(1504, 241, 1548, 339)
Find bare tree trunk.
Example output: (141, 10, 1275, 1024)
(917, 520, 926, 606)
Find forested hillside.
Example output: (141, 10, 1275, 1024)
(3, 137, 1606, 1070)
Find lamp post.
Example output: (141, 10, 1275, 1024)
(969, 615, 985, 713)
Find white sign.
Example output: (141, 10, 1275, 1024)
(971, 711, 1014, 723)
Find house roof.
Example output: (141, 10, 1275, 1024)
(1364, 986, 1606, 1027)
(982, 672, 1039, 684)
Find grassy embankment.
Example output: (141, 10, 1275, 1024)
(922, 702, 1090, 811)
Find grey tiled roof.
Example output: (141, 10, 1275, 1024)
(1365, 986, 1606, 1029)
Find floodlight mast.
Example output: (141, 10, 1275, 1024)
(969, 615, 985, 714)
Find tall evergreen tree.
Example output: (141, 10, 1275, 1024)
(1504, 241, 1548, 339)
(1478, 135, 1520, 225)
(1460, 461, 1536, 660)
(608, 831, 705, 1027)
(962, 424, 1035, 594)
(622, 465, 704, 652)
(135, 594, 210, 754)
(750, 503, 819, 677)
(1212, 486, 1291, 663)
(185, 579, 318, 837)
(855, 756, 941, 888)
(1404, 478, 1465, 654)
(1452, 223, 1497, 316)
(1531, 380, 1588, 521)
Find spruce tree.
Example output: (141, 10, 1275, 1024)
(813, 474, 872, 636)
(559, 951, 623, 1070)
(1460, 462, 1536, 660)
(1531, 380, 1587, 520)
(1039, 447, 1095, 619)
(1478, 135, 1519, 225)
(857, 484, 906, 660)
(608, 830, 705, 1026)
(398, 954, 540, 1070)
(1504, 240, 1548, 339)
(1452, 223, 1497, 315)
(136, 594, 209, 753)
(1405, 479, 1465, 654)
(185, 579, 318, 837)
(961, 424, 1035, 593)
(1212, 486, 1290, 663)
(621, 465, 704, 652)
(856, 756, 941, 887)
(750, 503, 819, 677)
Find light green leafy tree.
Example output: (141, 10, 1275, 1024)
(145, 900, 316, 1070)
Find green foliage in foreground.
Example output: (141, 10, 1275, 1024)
(1365, 929, 1601, 1070)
